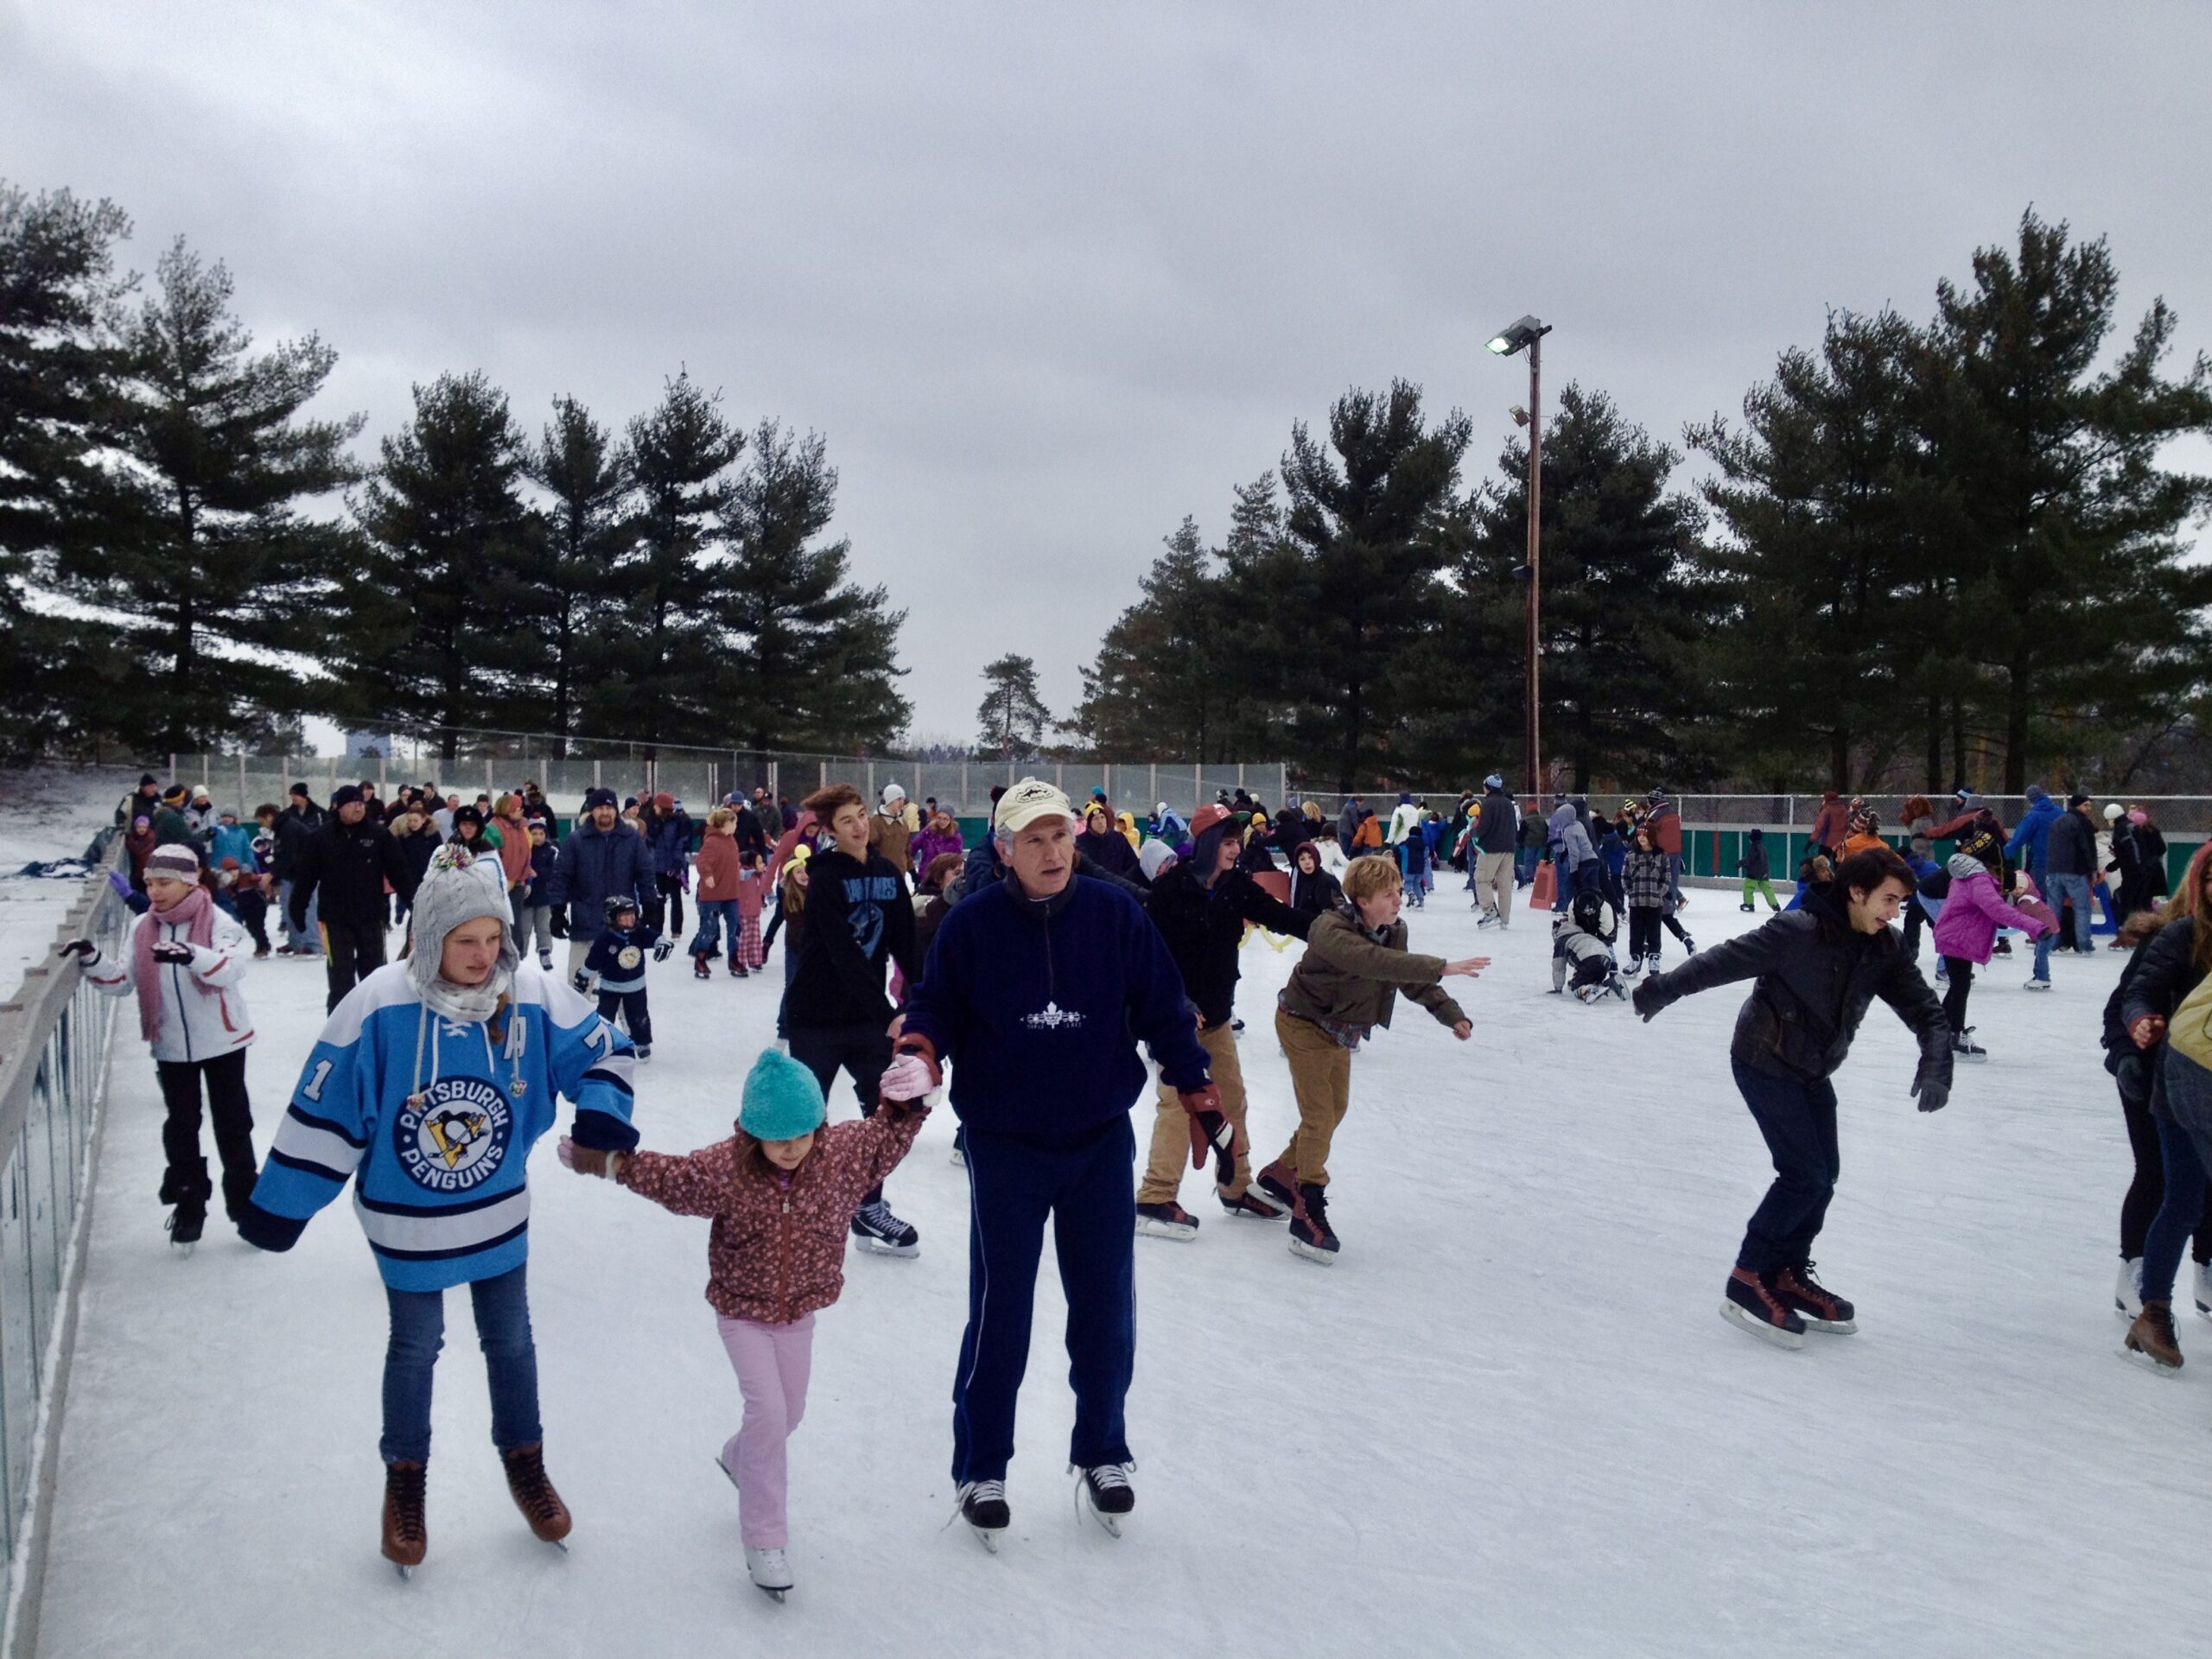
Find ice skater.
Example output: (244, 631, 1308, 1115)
(558, 1046, 931, 1599)
(238, 844, 640, 1573)
(1632, 847, 1953, 1350)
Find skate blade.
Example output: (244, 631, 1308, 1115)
(1134, 1219, 1197, 1241)
(715, 1454, 741, 1497)
(1222, 1200, 1289, 1222)
(853, 1236, 919, 1258)
(1088, 1510, 1122, 1539)
(1801, 1316, 1858, 1335)
(1719, 1301, 1804, 1350)
(1287, 1237, 1338, 1266)
(2197, 1301, 2211, 1323)
(391, 1561, 416, 1580)
(757, 1586, 787, 1602)
(2120, 1343, 2182, 1376)
(970, 1524, 1003, 1554)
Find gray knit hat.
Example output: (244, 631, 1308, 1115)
(406, 844, 518, 1003)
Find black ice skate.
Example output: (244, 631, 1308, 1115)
(1721, 1267, 1806, 1350)
(1773, 1262, 1857, 1333)
(1951, 1028, 1987, 1064)
(851, 1200, 919, 1257)
(1255, 1160, 1300, 1216)
(166, 1198, 207, 1252)
(956, 1479, 1010, 1551)
(1288, 1183, 1339, 1264)
(1219, 1185, 1290, 1221)
(1073, 1463, 1135, 1537)
(1135, 1200, 1198, 1240)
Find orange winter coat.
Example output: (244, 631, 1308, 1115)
(694, 834, 744, 899)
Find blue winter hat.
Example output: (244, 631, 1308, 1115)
(2024, 784, 2049, 804)
(1484, 773, 1503, 790)
(740, 1049, 827, 1141)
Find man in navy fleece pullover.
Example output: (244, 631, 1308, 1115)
(896, 778, 1218, 1541)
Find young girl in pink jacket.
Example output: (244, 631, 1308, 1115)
(1930, 852, 2054, 1062)
(558, 1045, 933, 1599)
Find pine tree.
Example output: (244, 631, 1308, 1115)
(977, 653, 1052, 756)
(1260, 381, 1470, 791)
(588, 373, 742, 753)
(1464, 384, 1722, 792)
(1688, 309, 1929, 791)
(1922, 210, 2212, 791)
(341, 370, 532, 758)
(49, 237, 363, 752)
(523, 396, 631, 754)
(718, 420, 909, 753)
(0, 182, 135, 753)
(1070, 518, 1225, 760)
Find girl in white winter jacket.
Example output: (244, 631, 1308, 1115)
(65, 842, 258, 1246)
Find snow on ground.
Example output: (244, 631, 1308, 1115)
(0, 768, 136, 1007)
(35, 880, 2212, 1658)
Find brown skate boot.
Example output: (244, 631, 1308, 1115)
(503, 1443, 573, 1544)
(2124, 1300, 2183, 1372)
(1255, 1159, 1300, 1217)
(382, 1460, 427, 1573)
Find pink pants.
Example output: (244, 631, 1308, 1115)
(716, 1312, 814, 1548)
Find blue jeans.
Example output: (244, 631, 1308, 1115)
(952, 1115, 1135, 1483)
(2045, 872, 2093, 952)
(278, 879, 318, 951)
(2031, 930, 2052, 982)
(1732, 1060, 1840, 1273)
(380, 1262, 540, 1464)
(2145, 1051, 2212, 1305)
(690, 899, 738, 957)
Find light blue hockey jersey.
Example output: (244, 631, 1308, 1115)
(239, 962, 639, 1291)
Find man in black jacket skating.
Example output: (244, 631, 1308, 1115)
(285, 785, 419, 1010)
(1135, 804, 1312, 1237)
(1632, 847, 1952, 1350)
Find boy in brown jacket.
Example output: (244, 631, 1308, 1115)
(1260, 854, 1485, 1263)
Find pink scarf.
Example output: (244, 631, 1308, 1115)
(135, 884, 220, 1043)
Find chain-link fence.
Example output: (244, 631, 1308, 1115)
(155, 747, 1289, 826)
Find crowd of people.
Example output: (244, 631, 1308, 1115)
(64, 761, 2212, 1599)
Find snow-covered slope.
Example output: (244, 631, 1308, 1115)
(36, 884, 2204, 1658)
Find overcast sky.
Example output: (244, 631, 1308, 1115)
(6, 2, 2209, 747)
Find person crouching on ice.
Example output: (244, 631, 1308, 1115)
(1262, 854, 1485, 1263)
(237, 844, 641, 1575)
(1631, 847, 1952, 1351)
(557, 1046, 931, 1600)
(1551, 888, 1626, 1002)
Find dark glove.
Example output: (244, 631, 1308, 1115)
(1179, 1082, 1231, 1173)
(1912, 1067, 1949, 1114)
(58, 938, 95, 961)
(652, 938, 674, 962)
(149, 939, 194, 963)
(1632, 977, 1667, 1023)
(549, 906, 569, 939)
(572, 969, 593, 995)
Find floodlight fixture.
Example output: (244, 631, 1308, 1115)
(1486, 315, 1549, 356)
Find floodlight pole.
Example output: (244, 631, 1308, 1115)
(1524, 329, 1541, 803)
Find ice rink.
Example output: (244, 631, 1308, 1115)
(36, 879, 2211, 1658)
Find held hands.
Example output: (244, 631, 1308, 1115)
(1443, 957, 1491, 979)
(149, 940, 194, 964)
(2132, 1014, 2167, 1051)
(556, 1135, 620, 1179)
(880, 1054, 936, 1102)
(1179, 1082, 1232, 1173)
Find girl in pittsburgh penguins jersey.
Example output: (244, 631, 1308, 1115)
(238, 844, 640, 1577)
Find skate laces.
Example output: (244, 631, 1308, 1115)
(944, 1478, 1007, 1530)
(1071, 1462, 1135, 1522)
(505, 1447, 560, 1524)
(387, 1463, 427, 1535)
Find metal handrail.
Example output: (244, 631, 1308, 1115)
(0, 843, 130, 1658)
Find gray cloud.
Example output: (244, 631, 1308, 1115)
(6, 1, 2208, 742)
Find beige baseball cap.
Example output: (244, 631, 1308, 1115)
(994, 777, 1075, 837)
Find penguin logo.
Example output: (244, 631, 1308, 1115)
(617, 945, 643, 971)
(396, 1077, 512, 1192)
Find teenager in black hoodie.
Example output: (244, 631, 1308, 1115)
(1135, 805, 1312, 1237)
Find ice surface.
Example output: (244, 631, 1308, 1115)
(36, 878, 2212, 1658)
(0, 768, 136, 1009)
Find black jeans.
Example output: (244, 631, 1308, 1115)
(155, 1050, 257, 1217)
(597, 988, 653, 1050)
(233, 889, 270, 952)
(1732, 1058, 1840, 1274)
(655, 873, 686, 939)
(1941, 957, 1974, 1033)
(1628, 906, 1689, 957)
(319, 917, 388, 1012)
(789, 1021, 894, 1204)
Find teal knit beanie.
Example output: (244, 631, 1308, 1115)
(740, 1049, 827, 1141)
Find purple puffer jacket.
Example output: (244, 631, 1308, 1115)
(1930, 857, 2050, 965)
